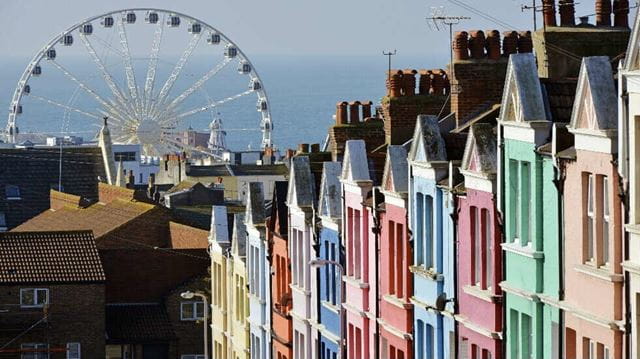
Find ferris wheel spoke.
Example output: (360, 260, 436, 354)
(164, 57, 233, 114)
(49, 60, 132, 122)
(92, 34, 126, 58)
(171, 89, 254, 123)
(150, 33, 202, 118)
(143, 14, 165, 116)
(117, 16, 142, 116)
(162, 134, 223, 159)
(79, 34, 138, 118)
(31, 94, 105, 122)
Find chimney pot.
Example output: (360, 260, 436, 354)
(387, 70, 403, 97)
(543, 0, 558, 27)
(469, 30, 486, 59)
(596, 0, 612, 26)
(485, 30, 501, 60)
(517, 31, 533, 53)
(418, 70, 432, 95)
(361, 101, 373, 118)
(336, 101, 348, 125)
(349, 101, 362, 123)
(613, 0, 629, 27)
(430, 70, 448, 96)
(310, 143, 320, 153)
(559, 0, 576, 26)
(453, 31, 470, 60)
(402, 69, 417, 96)
(502, 31, 518, 55)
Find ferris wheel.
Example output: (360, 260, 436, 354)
(5, 8, 273, 156)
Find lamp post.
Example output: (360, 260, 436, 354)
(181, 291, 209, 359)
(309, 258, 344, 359)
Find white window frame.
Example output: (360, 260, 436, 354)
(5, 184, 21, 200)
(66, 343, 80, 359)
(180, 301, 204, 321)
(21, 343, 48, 359)
(602, 176, 610, 266)
(20, 288, 49, 308)
(587, 173, 595, 262)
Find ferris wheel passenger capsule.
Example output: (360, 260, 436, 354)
(251, 80, 262, 91)
(22, 85, 30, 95)
(188, 22, 202, 34)
(145, 11, 159, 24)
(46, 48, 56, 60)
(13, 105, 22, 115)
(167, 15, 180, 27)
(101, 16, 114, 27)
(61, 34, 73, 46)
(207, 32, 221, 45)
(124, 12, 137, 24)
(80, 23, 93, 35)
(31, 65, 42, 76)
(257, 100, 267, 112)
(238, 61, 251, 74)
(225, 45, 238, 59)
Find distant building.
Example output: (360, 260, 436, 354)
(0, 230, 106, 358)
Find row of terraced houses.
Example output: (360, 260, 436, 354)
(206, 3, 640, 359)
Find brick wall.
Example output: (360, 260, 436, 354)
(329, 101, 386, 161)
(0, 283, 105, 358)
(165, 277, 210, 358)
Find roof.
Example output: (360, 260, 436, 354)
(341, 140, 371, 182)
(499, 53, 547, 123)
(408, 115, 447, 163)
(231, 213, 247, 258)
(541, 78, 578, 123)
(164, 180, 202, 194)
(245, 182, 266, 226)
(0, 230, 105, 284)
(318, 162, 343, 219)
(168, 221, 209, 249)
(186, 164, 289, 177)
(287, 156, 315, 208)
(210, 205, 230, 244)
(461, 123, 498, 175)
(268, 181, 289, 236)
(382, 145, 409, 194)
(569, 56, 617, 132)
(625, 7, 640, 71)
(106, 304, 175, 342)
(0, 146, 106, 229)
(451, 104, 501, 134)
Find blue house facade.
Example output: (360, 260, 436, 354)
(408, 115, 457, 359)
(316, 162, 344, 359)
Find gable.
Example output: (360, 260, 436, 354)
(408, 115, 447, 163)
(499, 53, 546, 123)
(287, 156, 314, 208)
(626, 9, 640, 71)
(210, 205, 229, 244)
(461, 123, 497, 175)
(381, 145, 408, 194)
(318, 162, 342, 218)
(341, 140, 370, 182)
(569, 56, 617, 133)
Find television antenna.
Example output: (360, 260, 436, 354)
(426, 7, 470, 91)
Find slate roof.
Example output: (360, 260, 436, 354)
(461, 123, 498, 175)
(382, 146, 409, 194)
(288, 156, 315, 208)
(499, 54, 547, 123)
(0, 146, 106, 229)
(0, 230, 105, 284)
(245, 182, 266, 226)
(541, 78, 578, 123)
(231, 213, 247, 258)
(210, 205, 231, 244)
(341, 140, 371, 182)
(569, 56, 617, 131)
(318, 162, 342, 219)
(268, 181, 289, 237)
(106, 304, 175, 342)
(408, 115, 448, 163)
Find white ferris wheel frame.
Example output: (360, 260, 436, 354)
(5, 8, 273, 155)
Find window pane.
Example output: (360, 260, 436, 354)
(196, 302, 204, 319)
(483, 209, 492, 289)
(473, 207, 481, 285)
(182, 302, 194, 319)
(603, 176, 610, 265)
(21, 289, 35, 306)
(521, 162, 531, 246)
(509, 160, 519, 241)
(36, 289, 47, 305)
(416, 193, 424, 265)
(426, 195, 434, 268)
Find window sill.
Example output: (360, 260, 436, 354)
(574, 263, 624, 283)
(409, 265, 443, 281)
(343, 276, 369, 289)
(462, 285, 501, 304)
(382, 294, 412, 309)
(501, 242, 544, 259)
(321, 300, 340, 314)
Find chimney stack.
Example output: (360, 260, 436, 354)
(297, 143, 310, 153)
(613, 0, 630, 27)
(596, 0, 612, 26)
(310, 143, 320, 153)
(559, 0, 576, 26)
(543, 0, 557, 27)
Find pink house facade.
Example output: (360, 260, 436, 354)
(456, 123, 502, 358)
(562, 57, 624, 359)
(379, 145, 413, 359)
(341, 140, 377, 359)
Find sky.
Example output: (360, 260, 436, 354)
(0, 0, 612, 60)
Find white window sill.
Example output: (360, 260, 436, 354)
(321, 300, 340, 314)
(343, 276, 369, 289)
(409, 265, 443, 281)
(462, 285, 502, 304)
(501, 242, 543, 259)
(382, 294, 412, 309)
(574, 263, 624, 283)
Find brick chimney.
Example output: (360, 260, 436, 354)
(450, 30, 529, 128)
(543, 0, 557, 27)
(328, 100, 385, 160)
(381, 69, 450, 145)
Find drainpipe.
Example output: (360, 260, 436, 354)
(619, 82, 631, 359)
(311, 202, 321, 359)
(497, 121, 508, 359)
(372, 187, 383, 359)
(450, 189, 461, 359)
(552, 157, 566, 359)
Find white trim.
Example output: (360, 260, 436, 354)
(571, 131, 617, 154)
(502, 121, 550, 145)
(411, 163, 448, 181)
(383, 192, 407, 208)
(20, 288, 49, 308)
(180, 301, 205, 321)
(66, 342, 81, 359)
(460, 170, 496, 193)
(501, 242, 544, 259)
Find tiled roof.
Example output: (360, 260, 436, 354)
(13, 198, 156, 238)
(0, 230, 105, 284)
(0, 146, 106, 229)
(106, 303, 175, 342)
(541, 78, 578, 123)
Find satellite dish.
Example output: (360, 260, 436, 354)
(435, 292, 451, 312)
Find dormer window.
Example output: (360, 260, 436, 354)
(5, 185, 21, 200)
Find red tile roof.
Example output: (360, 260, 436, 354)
(0, 230, 105, 284)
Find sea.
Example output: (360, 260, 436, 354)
(0, 54, 434, 152)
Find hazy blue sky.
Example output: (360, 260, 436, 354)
(0, 0, 612, 60)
